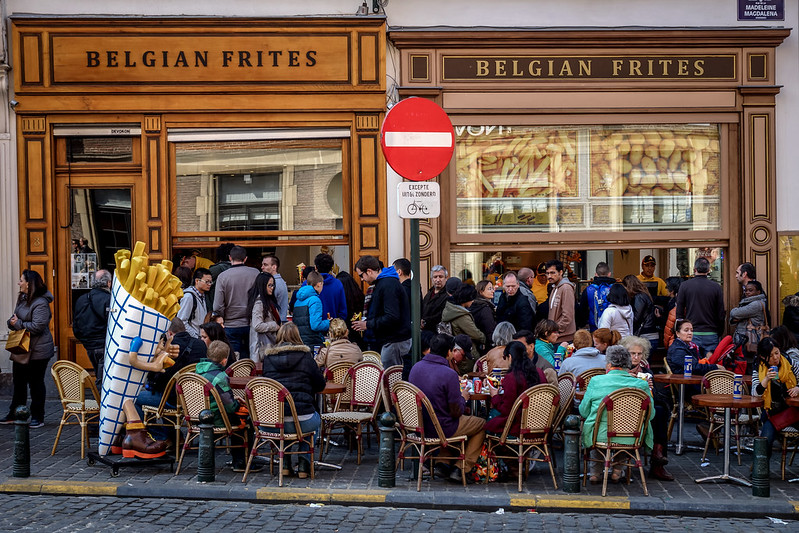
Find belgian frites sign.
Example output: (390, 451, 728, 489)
(51, 34, 350, 84)
(442, 55, 737, 81)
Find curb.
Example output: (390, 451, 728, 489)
(1, 478, 797, 518)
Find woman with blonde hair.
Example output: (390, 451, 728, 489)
(315, 318, 363, 367)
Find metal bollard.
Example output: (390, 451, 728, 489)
(197, 409, 215, 483)
(13, 406, 31, 478)
(752, 436, 770, 498)
(378, 411, 397, 488)
(562, 414, 581, 493)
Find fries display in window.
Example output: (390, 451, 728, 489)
(114, 242, 184, 319)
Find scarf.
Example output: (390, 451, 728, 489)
(757, 355, 797, 410)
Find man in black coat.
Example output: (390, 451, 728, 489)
(421, 265, 449, 333)
(72, 269, 112, 390)
(353, 255, 411, 368)
(495, 271, 535, 333)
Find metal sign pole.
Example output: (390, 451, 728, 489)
(410, 218, 421, 364)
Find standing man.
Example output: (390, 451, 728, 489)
(212, 245, 259, 360)
(496, 271, 535, 333)
(735, 262, 757, 290)
(675, 256, 725, 356)
(352, 255, 411, 368)
(72, 269, 112, 390)
(578, 262, 616, 331)
(176, 267, 212, 339)
(422, 265, 449, 333)
(262, 254, 288, 322)
(637, 255, 668, 299)
(313, 252, 347, 320)
(409, 333, 486, 483)
(516, 267, 539, 315)
(546, 259, 577, 343)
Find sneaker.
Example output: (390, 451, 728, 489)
(29, 420, 44, 429)
(0, 416, 14, 425)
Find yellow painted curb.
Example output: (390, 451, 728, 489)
(509, 495, 630, 510)
(0, 479, 118, 496)
(255, 488, 387, 504)
(790, 501, 799, 513)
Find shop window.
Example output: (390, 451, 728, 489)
(175, 140, 344, 235)
(780, 235, 799, 304)
(67, 137, 134, 163)
(455, 124, 721, 235)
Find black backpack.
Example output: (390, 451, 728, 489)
(72, 291, 105, 342)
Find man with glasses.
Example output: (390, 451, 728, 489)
(177, 267, 213, 339)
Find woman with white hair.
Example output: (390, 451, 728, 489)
(619, 335, 674, 481)
(484, 321, 516, 373)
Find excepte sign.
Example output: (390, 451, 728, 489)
(397, 182, 440, 219)
(738, 0, 784, 20)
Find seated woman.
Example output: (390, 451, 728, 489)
(533, 319, 568, 367)
(200, 321, 235, 366)
(262, 322, 326, 478)
(666, 319, 723, 376)
(579, 345, 654, 484)
(619, 335, 674, 481)
(751, 337, 799, 461)
(484, 341, 546, 436)
(592, 328, 621, 356)
(484, 321, 516, 373)
(316, 318, 363, 368)
(559, 329, 605, 377)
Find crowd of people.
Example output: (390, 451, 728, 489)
(7, 243, 799, 482)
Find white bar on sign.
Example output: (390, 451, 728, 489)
(384, 131, 452, 148)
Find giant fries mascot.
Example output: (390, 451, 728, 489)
(99, 241, 183, 456)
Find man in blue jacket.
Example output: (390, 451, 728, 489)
(314, 252, 348, 320)
(352, 255, 411, 368)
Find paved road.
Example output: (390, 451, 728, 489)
(3, 495, 796, 532)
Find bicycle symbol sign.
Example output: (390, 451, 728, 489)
(397, 182, 440, 219)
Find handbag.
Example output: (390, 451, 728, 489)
(742, 301, 770, 353)
(769, 406, 799, 432)
(5, 328, 30, 357)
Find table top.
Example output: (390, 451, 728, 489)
(322, 382, 347, 395)
(229, 376, 346, 395)
(786, 396, 799, 408)
(691, 393, 763, 409)
(469, 392, 490, 401)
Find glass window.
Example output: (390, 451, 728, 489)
(175, 140, 344, 234)
(455, 124, 721, 234)
(780, 235, 799, 304)
(67, 137, 133, 163)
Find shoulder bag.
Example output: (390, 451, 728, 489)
(6, 328, 31, 363)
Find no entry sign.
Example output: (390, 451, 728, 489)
(380, 97, 455, 181)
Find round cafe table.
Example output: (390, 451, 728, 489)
(652, 373, 704, 455)
(691, 393, 763, 487)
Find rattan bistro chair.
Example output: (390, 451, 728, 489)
(381, 365, 403, 413)
(779, 425, 799, 480)
(362, 351, 383, 368)
(576, 368, 605, 391)
(319, 361, 384, 464)
(551, 372, 577, 454)
(244, 377, 315, 486)
(391, 381, 468, 492)
(174, 373, 250, 475)
(51, 360, 101, 459)
(700, 369, 759, 466)
(486, 383, 560, 492)
(141, 365, 197, 452)
(582, 387, 652, 497)
(226, 359, 256, 401)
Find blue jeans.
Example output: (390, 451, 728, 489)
(692, 333, 719, 358)
(134, 388, 174, 441)
(283, 411, 321, 465)
(760, 411, 777, 457)
(225, 326, 251, 361)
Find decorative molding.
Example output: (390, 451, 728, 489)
(20, 116, 46, 134)
(143, 116, 162, 133)
(355, 114, 380, 131)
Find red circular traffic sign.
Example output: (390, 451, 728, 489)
(380, 97, 455, 181)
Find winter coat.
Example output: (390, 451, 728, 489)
(496, 291, 535, 333)
(667, 338, 718, 375)
(8, 291, 54, 362)
(421, 288, 449, 333)
(664, 307, 677, 348)
(293, 285, 330, 348)
(251, 296, 280, 359)
(72, 286, 111, 351)
(597, 304, 634, 337)
(262, 343, 326, 416)
(558, 347, 606, 377)
(315, 338, 363, 368)
(441, 301, 485, 359)
(548, 278, 577, 342)
(367, 267, 411, 344)
(196, 359, 237, 427)
(729, 293, 768, 341)
(318, 273, 348, 320)
(630, 293, 656, 336)
(469, 297, 496, 352)
(534, 338, 567, 367)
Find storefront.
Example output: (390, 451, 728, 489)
(389, 27, 789, 318)
(12, 16, 387, 365)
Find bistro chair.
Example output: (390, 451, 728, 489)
(174, 373, 250, 475)
(244, 377, 315, 486)
(551, 372, 577, 455)
(391, 380, 467, 491)
(226, 359, 256, 401)
(362, 351, 383, 368)
(576, 368, 605, 391)
(779, 425, 799, 480)
(141, 364, 199, 452)
(324, 361, 355, 412)
(486, 383, 560, 492)
(50, 360, 101, 459)
(319, 361, 384, 464)
(381, 364, 404, 413)
(582, 387, 652, 497)
(700, 369, 759, 466)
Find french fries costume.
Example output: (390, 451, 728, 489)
(98, 242, 183, 456)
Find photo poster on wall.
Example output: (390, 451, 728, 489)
(71, 253, 97, 289)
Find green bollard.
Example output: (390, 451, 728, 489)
(197, 409, 215, 482)
(13, 406, 31, 478)
(562, 414, 581, 493)
(378, 411, 397, 488)
(752, 436, 770, 497)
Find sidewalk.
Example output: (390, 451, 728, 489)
(1, 399, 797, 518)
